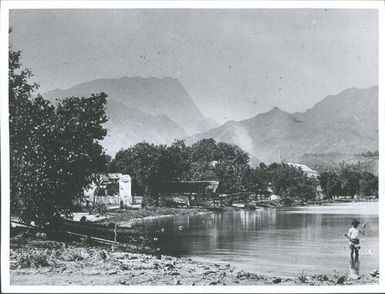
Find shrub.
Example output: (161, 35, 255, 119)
(297, 270, 307, 283)
(92, 202, 107, 215)
(281, 197, 293, 206)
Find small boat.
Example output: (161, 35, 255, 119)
(334, 199, 352, 203)
(232, 203, 245, 208)
(207, 206, 226, 212)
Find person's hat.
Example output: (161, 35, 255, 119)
(352, 218, 360, 225)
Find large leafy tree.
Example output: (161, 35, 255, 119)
(187, 139, 250, 193)
(9, 44, 108, 226)
(243, 163, 271, 198)
(318, 162, 378, 198)
(359, 172, 378, 196)
(188, 138, 218, 181)
(157, 140, 191, 182)
(339, 163, 361, 197)
(109, 140, 191, 195)
(266, 163, 318, 201)
(213, 142, 250, 193)
(9, 44, 43, 219)
(319, 171, 338, 199)
(110, 138, 252, 197)
(109, 142, 164, 195)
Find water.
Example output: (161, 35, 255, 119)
(135, 202, 379, 277)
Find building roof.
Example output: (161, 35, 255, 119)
(98, 173, 131, 183)
(287, 162, 318, 175)
(107, 173, 123, 179)
(157, 181, 219, 194)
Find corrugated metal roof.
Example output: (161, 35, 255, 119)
(98, 173, 123, 182)
(287, 162, 318, 175)
(157, 181, 219, 193)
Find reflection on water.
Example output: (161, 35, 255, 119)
(136, 202, 378, 277)
(349, 259, 360, 279)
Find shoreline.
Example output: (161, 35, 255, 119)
(10, 233, 379, 286)
(79, 198, 378, 226)
(96, 207, 210, 226)
(9, 201, 379, 286)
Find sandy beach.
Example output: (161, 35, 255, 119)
(10, 231, 379, 286)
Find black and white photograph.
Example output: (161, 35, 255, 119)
(1, 0, 384, 292)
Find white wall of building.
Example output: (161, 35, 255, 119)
(119, 174, 132, 206)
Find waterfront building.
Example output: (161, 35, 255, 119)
(83, 173, 132, 208)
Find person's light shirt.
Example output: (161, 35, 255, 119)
(348, 227, 359, 245)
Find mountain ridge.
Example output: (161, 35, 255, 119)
(44, 79, 378, 167)
(188, 85, 378, 165)
(44, 76, 218, 136)
(102, 99, 187, 155)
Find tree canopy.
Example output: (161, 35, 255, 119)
(319, 162, 378, 198)
(9, 45, 109, 226)
(109, 139, 251, 196)
(109, 139, 323, 202)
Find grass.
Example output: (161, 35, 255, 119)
(297, 270, 307, 283)
(14, 250, 51, 268)
(11, 243, 110, 270)
(10, 232, 108, 270)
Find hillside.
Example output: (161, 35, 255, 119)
(103, 100, 187, 155)
(189, 86, 378, 166)
(45, 76, 217, 136)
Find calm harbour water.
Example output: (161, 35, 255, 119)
(136, 202, 379, 277)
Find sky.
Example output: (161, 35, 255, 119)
(9, 9, 378, 123)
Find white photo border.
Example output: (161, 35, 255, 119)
(1, 1, 384, 293)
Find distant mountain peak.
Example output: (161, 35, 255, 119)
(266, 106, 287, 114)
(338, 85, 378, 95)
(118, 75, 178, 82)
(250, 106, 290, 121)
(189, 86, 378, 165)
(43, 76, 219, 154)
(270, 106, 282, 111)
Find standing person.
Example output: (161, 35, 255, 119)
(345, 219, 366, 261)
